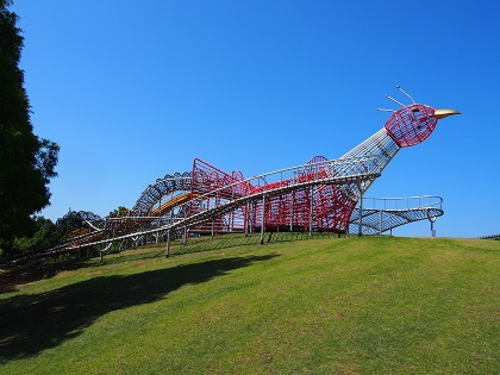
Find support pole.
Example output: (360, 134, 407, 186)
(165, 230, 171, 257)
(309, 187, 314, 236)
(260, 194, 266, 245)
(211, 218, 215, 237)
(290, 192, 294, 232)
(379, 209, 383, 235)
(244, 202, 249, 235)
(183, 226, 188, 245)
(428, 217, 437, 237)
(358, 182, 363, 237)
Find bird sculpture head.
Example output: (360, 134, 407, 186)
(380, 86, 460, 147)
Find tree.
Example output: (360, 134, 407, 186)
(0, 0, 59, 255)
(12, 216, 60, 254)
(55, 210, 102, 238)
(109, 206, 129, 218)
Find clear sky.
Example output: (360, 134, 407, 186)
(12, 0, 500, 237)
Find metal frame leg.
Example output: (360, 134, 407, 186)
(260, 194, 266, 245)
(165, 230, 171, 257)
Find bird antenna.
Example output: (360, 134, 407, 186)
(396, 85, 416, 104)
(385, 94, 406, 107)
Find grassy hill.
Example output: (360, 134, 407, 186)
(1, 236, 498, 374)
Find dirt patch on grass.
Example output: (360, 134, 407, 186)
(0, 268, 56, 293)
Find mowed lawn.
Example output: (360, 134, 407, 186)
(0, 237, 498, 374)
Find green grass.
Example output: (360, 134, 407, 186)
(1, 236, 499, 374)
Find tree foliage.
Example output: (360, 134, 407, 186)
(0, 0, 60, 254)
(109, 206, 129, 218)
(12, 216, 60, 254)
(9, 210, 102, 257)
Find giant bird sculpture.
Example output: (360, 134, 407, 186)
(2, 87, 460, 264)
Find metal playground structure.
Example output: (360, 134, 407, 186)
(8, 87, 460, 263)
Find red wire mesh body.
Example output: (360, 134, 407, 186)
(189, 157, 357, 234)
(189, 158, 247, 233)
(384, 104, 437, 147)
(256, 156, 356, 233)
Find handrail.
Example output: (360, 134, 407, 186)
(171, 155, 378, 215)
(62, 172, 379, 251)
(359, 195, 443, 211)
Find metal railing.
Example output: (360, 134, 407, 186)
(359, 195, 443, 211)
(134, 156, 379, 219)
(350, 195, 444, 236)
(61, 156, 379, 250)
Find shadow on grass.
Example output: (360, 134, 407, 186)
(162, 232, 345, 260)
(175, 232, 342, 254)
(0, 254, 278, 362)
(0, 258, 98, 294)
(0, 232, 343, 293)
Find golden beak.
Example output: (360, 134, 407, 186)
(434, 109, 461, 119)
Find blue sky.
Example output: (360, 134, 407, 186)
(12, 0, 500, 237)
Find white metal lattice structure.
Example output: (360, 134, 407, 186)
(349, 196, 443, 235)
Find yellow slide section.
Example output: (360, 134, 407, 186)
(149, 192, 196, 217)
